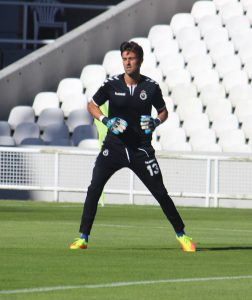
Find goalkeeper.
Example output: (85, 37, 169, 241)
(70, 41, 196, 252)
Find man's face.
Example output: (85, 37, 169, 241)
(122, 50, 142, 76)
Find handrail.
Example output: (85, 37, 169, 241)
(0, 146, 251, 206)
(0, 1, 114, 49)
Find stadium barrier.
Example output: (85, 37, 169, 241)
(0, 147, 252, 208)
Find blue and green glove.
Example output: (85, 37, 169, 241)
(140, 115, 161, 134)
(102, 117, 128, 135)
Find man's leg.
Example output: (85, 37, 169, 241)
(130, 149, 184, 233)
(79, 153, 120, 235)
(130, 148, 196, 252)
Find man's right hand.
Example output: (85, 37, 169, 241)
(102, 117, 128, 135)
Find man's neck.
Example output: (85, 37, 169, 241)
(124, 73, 141, 86)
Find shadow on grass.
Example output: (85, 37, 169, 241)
(197, 246, 252, 251)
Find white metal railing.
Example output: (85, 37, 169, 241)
(0, 1, 114, 49)
(0, 146, 252, 207)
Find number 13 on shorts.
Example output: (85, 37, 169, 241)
(146, 160, 160, 176)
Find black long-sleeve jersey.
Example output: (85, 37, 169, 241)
(92, 74, 166, 148)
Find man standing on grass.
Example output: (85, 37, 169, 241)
(70, 41, 196, 252)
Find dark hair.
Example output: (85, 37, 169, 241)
(120, 41, 144, 61)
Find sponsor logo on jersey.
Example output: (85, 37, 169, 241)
(115, 92, 126, 96)
(140, 90, 147, 100)
(103, 149, 109, 156)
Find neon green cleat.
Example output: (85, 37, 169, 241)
(69, 238, 88, 250)
(176, 235, 196, 252)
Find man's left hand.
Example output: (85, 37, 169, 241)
(140, 115, 161, 134)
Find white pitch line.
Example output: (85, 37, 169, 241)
(1, 275, 252, 295)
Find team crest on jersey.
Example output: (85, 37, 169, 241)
(140, 90, 147, 100)
(103, 149, 109, 156)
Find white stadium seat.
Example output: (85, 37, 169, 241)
(159, 54, 185, 78)
(209, 41, 235, 64)
(215, 54, 241, 79)
(218, 129, 246, 148)
(61, 93, 87, 117)
(148, 25, 173, 50)
(212, 114, 239, 137)
(32, 92, 60, 116)
(186, 54, 213, 77)
(235, 100, 252, 123)
(237, 40, 252, 64)
(159, 127, 187, 149)
(189, 128, 217, 148)
(231, 30, 252, 52)
(57, 78, 83, 103)
(204, 27, 229, 51)
(78, 138, 100, 150)
(199, 84, 226, 107)
(213, 0, 237, 10)
(171, 83, 198, 106)
(205, 98, 232, 122)
(183, 113, 209, 137)
(241, 114, 252, 140)
(154, 39, 179, 63)
(161, 141, 192, 152)
(243, 56, 252, 79)
(228, 84, 252, 107)
(241, 0, 252, 11)
(163, 96, 174, 112)
(156, 112, 180, 137)
(102, 50, 123, 76)
(193, 69, 220, 92)
(191, 1, 217, 23)
(218, 2, 244, 23)
(222, 144, 252, 153)
(176, 97, 203, 121)
(222, 70, 249, 92)
(80, 64, 106, 90)
(141, 67, 163, 84)
(191, 142, 222, 152)
(244, 4, 252, 25)
(170, 13, 195, 36)
(198, 15, 223, 37)
(225, 16, 250, 37)
(141, 52, 157, 69)
(165, 69, 192, 91)
(130, 37, 152, 54)
(66, 109, 93, 133)
(181, 40, 208, 62)
(8, 106, 35, 130)
(176, 26, 201, 49)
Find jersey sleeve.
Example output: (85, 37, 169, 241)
(92, 81, 109, 106)
(152, 84, 166, 112)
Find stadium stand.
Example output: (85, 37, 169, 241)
(1, 0, 252, 154)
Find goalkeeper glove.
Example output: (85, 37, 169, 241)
(102, 117, 128, 135)
(140, 115, 161, 134)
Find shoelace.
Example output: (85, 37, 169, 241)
(182, 236, 192, 244)
(73, 238, 86, 245)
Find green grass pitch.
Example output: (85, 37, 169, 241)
(0, 200, 251, 300)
